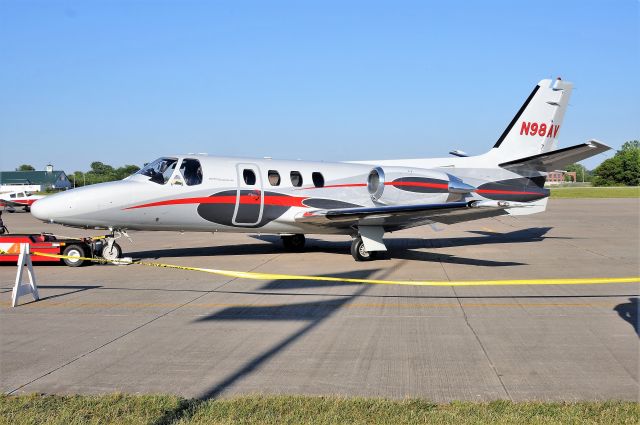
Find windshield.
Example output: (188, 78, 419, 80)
(136, 158, 178, 184)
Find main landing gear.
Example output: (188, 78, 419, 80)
(350, 226, 387, 262)
(282, 234, 306, 250)
(350, 236, 377, 261)
(279, 228, 387, 261)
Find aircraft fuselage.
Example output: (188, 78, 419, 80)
(31, 154, 548, 235)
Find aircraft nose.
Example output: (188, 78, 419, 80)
(31, 190, 79, 223)
(30, 181, 135, 226)
(31, 196, 58, 222)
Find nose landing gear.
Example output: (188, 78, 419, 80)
(99, 229, 128, 261)
(101, 239, 122, 261)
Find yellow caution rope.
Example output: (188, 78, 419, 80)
(10, 249, 638, 287)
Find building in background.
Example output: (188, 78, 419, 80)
(546, 171, 577, 186)
(0, 165, 72, 192)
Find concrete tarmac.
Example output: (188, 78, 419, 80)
(1, 199, 638, 401)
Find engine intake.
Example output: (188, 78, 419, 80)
(367, 167, 386, 201)
(366, 166, 477, 204)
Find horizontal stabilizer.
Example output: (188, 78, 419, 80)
(499, 140, 610, 172)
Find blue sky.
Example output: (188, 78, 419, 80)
(1, 0, 638, 172)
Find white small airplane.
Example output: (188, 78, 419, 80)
(32, 78, 609, 261)
(0, 190, 45, 213)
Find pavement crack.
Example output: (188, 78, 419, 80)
(437, 245, 511, 399)
(452, 285, 513, 401)
(6, 289, 224, 395)
(6, 256, 279, 395)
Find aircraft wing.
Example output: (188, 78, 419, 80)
(0, 199, 30, 208)
(499, 139, 610, 172)
(296, 200, 526, 231)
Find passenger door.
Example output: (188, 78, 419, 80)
(233, 163, 263, 226)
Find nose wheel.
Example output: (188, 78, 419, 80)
(100, 229, 127, 261)
(101, 241, 122, 261)
(351, 237, 377, 261)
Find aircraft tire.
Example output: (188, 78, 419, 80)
(62, 244, 86, 267)
(282, 234, 305, 251)
(102, 242, 122, 261)
(351, 237, 376, 262)
(24, 206, 30, 213)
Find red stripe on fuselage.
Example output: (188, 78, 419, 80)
(386, 181, 449, 190)
(296, 183, 367, 190)
(124, 195, 308, 210)
(476, 189, 544, 195)
(2, 199, 37, 206)
(295, 181, 542, 196)
(298, 182, 450, 190)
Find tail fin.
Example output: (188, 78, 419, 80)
(490, 78, 573, 161)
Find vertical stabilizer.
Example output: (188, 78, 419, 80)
(490, 78, 572, 161)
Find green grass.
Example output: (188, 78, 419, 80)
(550, 186, 640, 198)
(1, 394, 638, 425)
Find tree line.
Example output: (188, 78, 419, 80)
(562, 140, 639, 186)
(13, 140, 639, 187)
(15, 162, 140, 187)
(69, 162, 141, 186)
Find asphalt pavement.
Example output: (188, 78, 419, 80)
(1, 198, 638, 401)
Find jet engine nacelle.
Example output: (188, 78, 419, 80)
(366, 166, 476, 205)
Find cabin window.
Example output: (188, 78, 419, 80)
(10, 193, 16, 198)
(312, 172, 325, 188)
(290, 171, 303, 187)
(136, 157, 178, 184)
(268, 170, 281, 186)
(179, 159, 203, 186)
(243, 169, 257, 185)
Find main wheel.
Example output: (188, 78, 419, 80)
(102, 242, 122, 262)
(282, 234, 306, 250)
(350, 237, 376, 261)
(24, 206, 30, 213)
(62, 244, 86, 267)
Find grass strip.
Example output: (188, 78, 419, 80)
(550, 186, 640, 198)
(1, 394, 639, 425)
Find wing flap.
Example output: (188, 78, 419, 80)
(296, 200, 532, 229)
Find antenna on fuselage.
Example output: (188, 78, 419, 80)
(449, 150, 469, 157)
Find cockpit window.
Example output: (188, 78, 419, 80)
(136, 158, 178, 184)
(179, 159, 203, 186)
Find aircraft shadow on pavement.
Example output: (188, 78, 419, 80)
(259, 277, 364, 291)
(149, 269, 377, 424)
(128, 227, 554, 263)
(195, 269, 378, 324)
(614, 297, 639, 337)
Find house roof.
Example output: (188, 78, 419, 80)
(0, 171, 69, 185)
